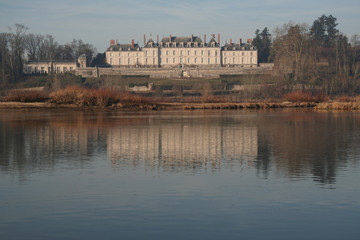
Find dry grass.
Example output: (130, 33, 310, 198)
(5, 90, 48, 102)
(282, 90, 329, 103)
(49, 86, 152, 107)
(335, 95, 353, 102)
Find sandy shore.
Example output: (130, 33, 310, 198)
(0, 101, 359, 110)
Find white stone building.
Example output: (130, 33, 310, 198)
(106, 34, 258, 68)
(23, 54, 89, 74)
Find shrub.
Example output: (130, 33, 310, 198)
(5, 90, 48, 102)
(282, 90, 328, 103)
(49, 86, 152, 107)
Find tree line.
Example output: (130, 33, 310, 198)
(0, 24, 98, 86)
(252, 14, 360, 95)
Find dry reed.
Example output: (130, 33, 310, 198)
(5, 90, 48, 102)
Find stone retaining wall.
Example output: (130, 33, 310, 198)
(76, 64, 274, 78)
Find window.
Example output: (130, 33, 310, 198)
(48, 67, 51, 73)
(166, 51, 168, 56)
(180, 51, 183, 56)
(233, 57, 235, 64)
(119, 58, 121, 64)
(208, 58, 210, 64)
(27, 66, 32, 72)
(215, 51, 217, 56)
(41, 67, 45, 73)
(110, 58, 112, 64)
(153, 50, 156, 56)
(201, 50, 204, 55)
(194, 50, 197, 55)
(224, 52, 226, 56)
(208, 51, 210, 56)
(166, 58, 168, 63)
(194, 58, 197, 63)
(119, 53, 121, 57)
(250, 52, 253, 56)
(215, 58, 218, 64)
(110, 53, 113, 57)
(201, 58, 203, 63)
(187, 58, 190, 63)
(173, 50, 176, 55)
(250, 57, 253, 64)
(35, 67, 38, 72)
(63, 67, 67, 72)
(70, 67, 73, 71)
(173, 58, 175, 63)
(145, 58, 148, 65)
(153, 58, 155, 64)
(233, 52, 235, 56)
(224, 58, 226, 64)
(145, 51, 148, 57)
(56, 67, 60, 73)
(187, 50, 190, 55)
(136, 58, 139, 64)
(242, 52, 244, 56)
(242, 57, 244, 64)
(128, 58, 130, 64)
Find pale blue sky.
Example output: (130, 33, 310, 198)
(0, 0, 359, 52)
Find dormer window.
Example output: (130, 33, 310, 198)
(180, 43, 184, 47)
(233, 47, 236, 50)
(194, 42, 198, 47)
(110, 48, 113, 51)
(128, 48, 131, 51)
(187, 42, 191, 47)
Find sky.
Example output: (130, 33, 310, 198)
(0, 0, 359, 53)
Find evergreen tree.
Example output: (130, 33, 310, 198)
(310, 14, 339, 48)
(252, 27, 272, 63)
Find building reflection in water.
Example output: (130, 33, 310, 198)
(107, 122, 258, 172)
(1, 110, 359, 184)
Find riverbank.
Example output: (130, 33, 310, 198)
(1, 101, 359, 111)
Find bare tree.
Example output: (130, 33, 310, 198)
(272, 22, 311, 85)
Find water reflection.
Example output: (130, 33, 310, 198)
(0, 110, 359, 184)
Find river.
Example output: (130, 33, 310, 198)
(1, 109, 359, 240)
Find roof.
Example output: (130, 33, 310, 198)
(26, 60, 76, 64)
(207, 37, 220, 47)
(222, 43, 256, 51)
(160, 36, 206, 48)
(107, 44, 142, 51)
(144, 38, 158, 48)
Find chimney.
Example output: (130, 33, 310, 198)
(204, 34, 206, 45)
(218, 34, 220, 44)
(240, 38, 242, 45)
(116, 39, 118, 45)
(247, 38, 253, 44)
(157, 34, 159, 44)
(110, 40, 115, 46)
(191, 34, 193, 43)
(212, 33, 215, 39)
(169, 34, 172, 43)
(144, 34, 146, 45)
(230, 39, 232, 45)
(132, 39, 135, 48)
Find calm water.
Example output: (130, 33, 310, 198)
(1, 109, 360, 240)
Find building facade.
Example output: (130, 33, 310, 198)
(23, 54, 89, 74)
(106, 34, 258, 68)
